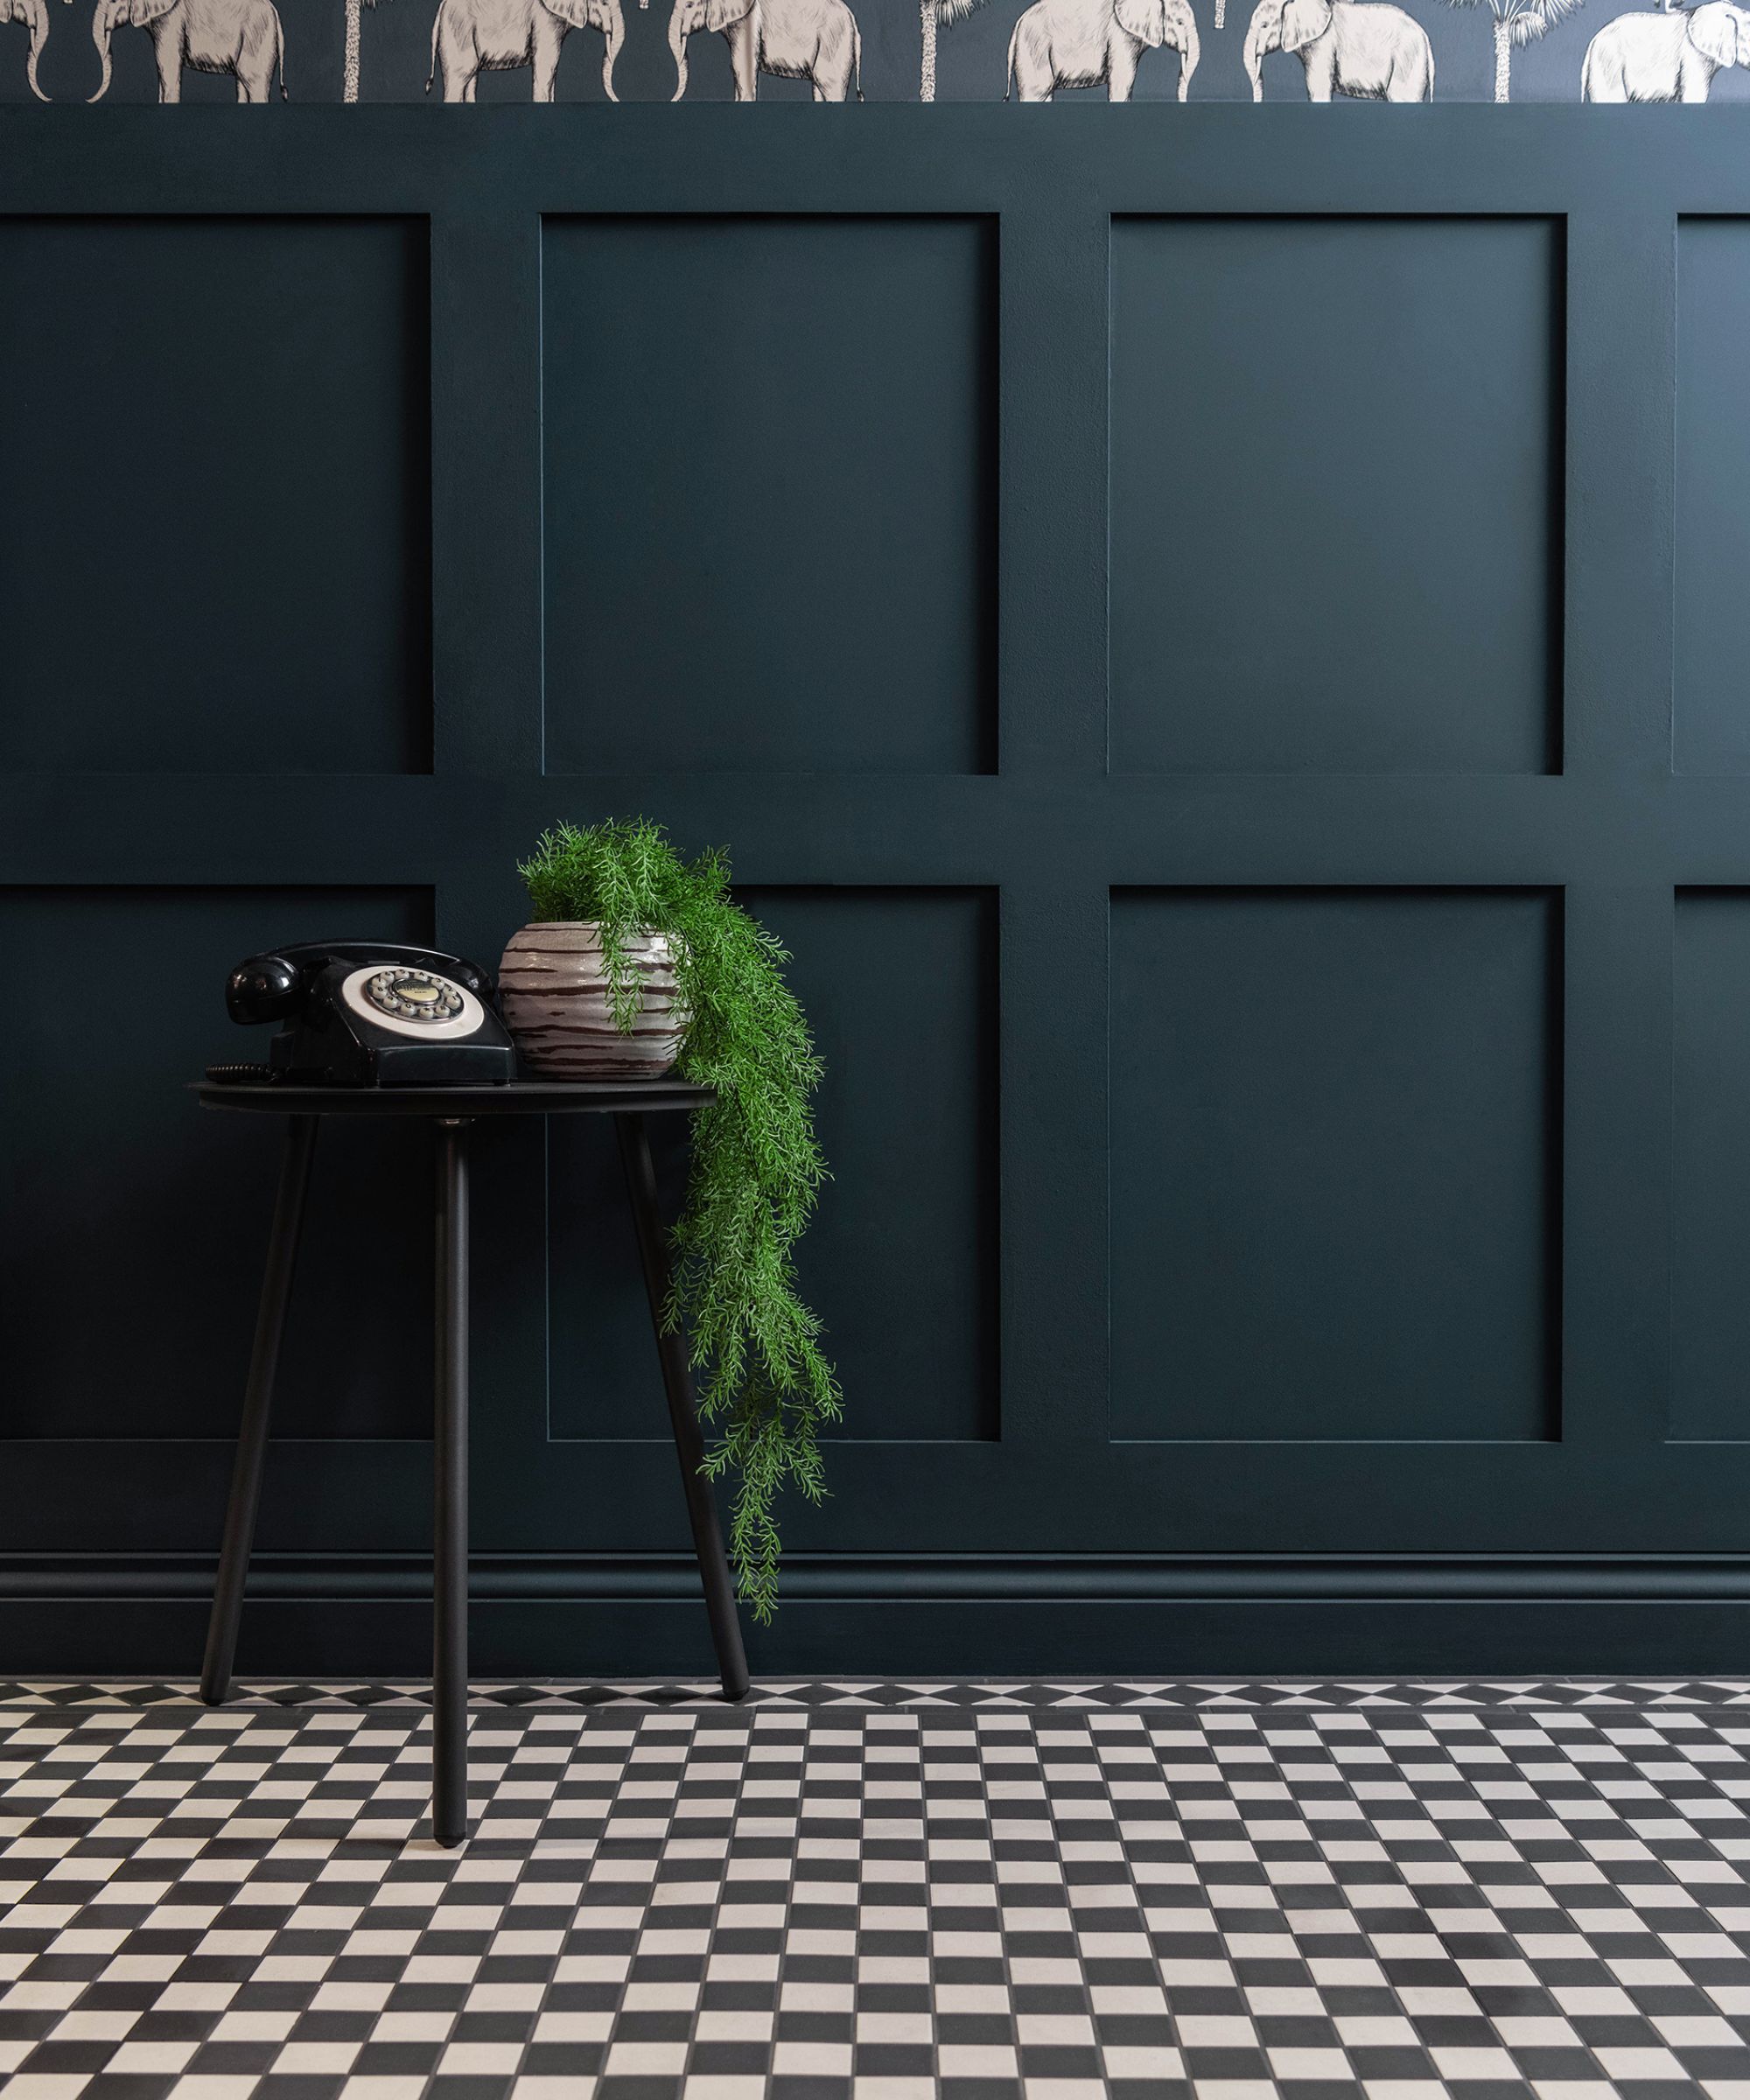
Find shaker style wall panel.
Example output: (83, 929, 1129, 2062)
(0, 886, 434, 1449)
(545, 1113, 696, 1443)
(0, 217, 432, 774)
(540, 216, 998, 775)
(1110, 889, 1560, 1444)
(759, 887, 1000, 1445)
(3, 111, 1748, 1673)
(548, 889, 999, 1446)
(1676, 220, 1750, 778)
(1110, 216, 1563, 775)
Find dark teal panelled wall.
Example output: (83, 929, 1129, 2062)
(4, 108, 1750, 1676)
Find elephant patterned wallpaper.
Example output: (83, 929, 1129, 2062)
(5, 0, 1749, 105)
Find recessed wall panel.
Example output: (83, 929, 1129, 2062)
(548, 888, 998, 1443)
(1673, 891, 1750, 1438)
(1110, 217, 1562, 774)
(0, 218, 431, 773)
(1110, 889, 1559, 1440)
(541, 217, 997, 774)
(1677, 221, 1750, 776)
(0, 886, 435, 1441)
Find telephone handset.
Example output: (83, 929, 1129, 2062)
(212, 940, 515, 1088)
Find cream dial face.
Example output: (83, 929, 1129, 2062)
(340, 965, 486, 1042)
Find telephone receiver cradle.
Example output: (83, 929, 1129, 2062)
(215, 940, 515, 1088)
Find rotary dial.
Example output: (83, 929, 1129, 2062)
(364, 968, 466, 1026)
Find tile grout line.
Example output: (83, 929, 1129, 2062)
(508, 1707, 649, 2096)
(403, 1703, 488, 2100)
(1074, 1715, 1156, 2096)
(609, 1710, 717, 2100)
(916, 1712, 959, 2100)
(662, 1710, 751, 2100)
(1106, 1711, 1196, 2095)
(1017, 1722, 1071, 2100)
(777, 1713, 827, 2100)
(465, 1707, 589, 2100)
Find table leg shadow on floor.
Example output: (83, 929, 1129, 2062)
(195, 1104, 750, 1845)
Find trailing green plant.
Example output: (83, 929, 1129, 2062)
(517, 817, 841, 1621)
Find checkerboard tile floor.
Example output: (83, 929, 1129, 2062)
(9, 1686, 1750, 2097)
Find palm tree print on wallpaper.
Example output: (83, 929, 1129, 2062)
(1446, 0, 1578, 95)
(343, 0, 386, 96)
(920, 0, 985, 95)
(8, 0, 1750, 103)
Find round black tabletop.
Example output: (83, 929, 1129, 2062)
(194, 1079, 712, 1116)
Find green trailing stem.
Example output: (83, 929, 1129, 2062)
(517, 817, 840, 1622)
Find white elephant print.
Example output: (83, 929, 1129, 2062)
(667, 0, 862, 98)
(1582, 0, 1749, 92)
(89, 0, 284, 98)
(5, 0, 69, 96)
(1244, 0, 1432, 94)
(427, 0, 625, 97)
(1005, 0, 1199, 100)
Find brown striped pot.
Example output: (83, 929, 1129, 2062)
(498, 921, 686, 1080)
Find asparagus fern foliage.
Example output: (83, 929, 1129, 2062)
(518, 818, 841, 1622)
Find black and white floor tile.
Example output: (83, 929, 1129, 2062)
(10, 1678, 1750, 1710)
(9, 1684, 1750, 2097)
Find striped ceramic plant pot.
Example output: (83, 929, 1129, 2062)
(498, 922, 686, 1079)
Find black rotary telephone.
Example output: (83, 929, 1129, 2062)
(210, 940, 515, 1088)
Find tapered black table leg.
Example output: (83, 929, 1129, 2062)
(200, 1114, 319, 1707)
(432, 1119, 472, 1847)
(615, 1112, 750, 1703)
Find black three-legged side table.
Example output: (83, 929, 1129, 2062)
(192, 1081, 749, 1846)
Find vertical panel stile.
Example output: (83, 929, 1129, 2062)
(1564, 204, 1676, 778)
(426, 206, 549, 1549)
(429, 209, 544, 777)
(998, 870, 1110, 1454)
(996, 191, 1111, 1452)
(998, 195, 1110, 779)
(1560, 204, 1677, 1456)
(1562, 884, 1670, 1453)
